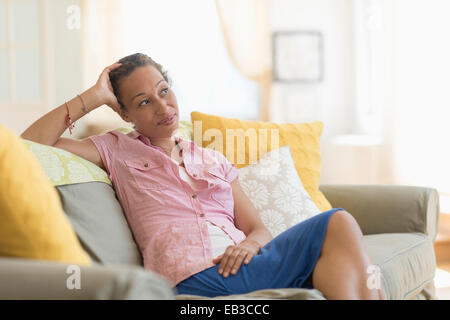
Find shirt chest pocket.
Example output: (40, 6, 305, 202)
(124, 159, 167, 191)
(205, 169, 234, 211)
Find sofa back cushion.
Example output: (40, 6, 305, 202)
(56, 182, 143, 266)
(23, 139, 143, 267)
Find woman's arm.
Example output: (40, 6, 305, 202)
(21, 87, 102, 146)
(212, 178, 273, 278)
(232, 179, 273, 247)
(21, 62, 121, 146)
(20, 62, 122, 168)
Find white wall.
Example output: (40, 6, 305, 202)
(269, 0, 355, 141)
(269, 0, 384, 185)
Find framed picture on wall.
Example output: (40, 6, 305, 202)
(272, 31, 324, 83)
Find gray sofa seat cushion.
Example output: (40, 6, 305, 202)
(56, 181, 142, 267)
(364, 233, 436, 300)
(176, 288, 325, 300)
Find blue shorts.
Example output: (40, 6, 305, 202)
(175, 208, 344, 297)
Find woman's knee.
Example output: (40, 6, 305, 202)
(330, 210, 359, 227)
(327, 210, 363, 241)
(319, 210, 365, 259)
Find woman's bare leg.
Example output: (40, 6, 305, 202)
(311, 210, 385, 300)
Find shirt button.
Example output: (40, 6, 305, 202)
(199, 213, 205, 217)
(144, 163, 148, 167)
(209, 183, 214, 187)
(193, 174, 197, 177)
(192, 194, 197, 198)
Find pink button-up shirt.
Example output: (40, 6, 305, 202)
(89, 130, 246, 286)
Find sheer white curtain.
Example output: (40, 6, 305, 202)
(352, 0, 450, 202)
(216, 0, 272, 121)
(377, 0, 450, 199)
(390, 0, 450, 194)
(80, 0, 128, 133)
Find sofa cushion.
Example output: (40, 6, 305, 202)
(176, 287, 325, 300)
(190, 111, 332, 211)
(56, 182, 142, 267)
(364, 233, 436, 300)
(0, 125, 91, 265)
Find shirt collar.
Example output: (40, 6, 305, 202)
(127, 130, 189, 150)
(127, 130, 141, 140)
(127, 130, 152, 146)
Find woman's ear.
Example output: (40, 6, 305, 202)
(118, 107, 132, 123)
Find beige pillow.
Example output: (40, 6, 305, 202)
(239, 146, 321, 237)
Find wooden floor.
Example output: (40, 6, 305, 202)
(435, 214, 450, 263)
(434, 209, 450, 299)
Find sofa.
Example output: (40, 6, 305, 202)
(0, 123, 441, 300)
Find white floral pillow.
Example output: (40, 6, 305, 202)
(239, 146, 321, 237)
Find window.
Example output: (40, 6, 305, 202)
(0, 0, 46, 105)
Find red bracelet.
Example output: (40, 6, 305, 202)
(65, 102, 75, 135)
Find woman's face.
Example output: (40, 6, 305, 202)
(117, 65, 179, 139)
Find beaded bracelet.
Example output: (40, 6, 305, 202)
(77, 94, 89, 114)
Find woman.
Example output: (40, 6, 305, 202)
(21, 53, 384, 300)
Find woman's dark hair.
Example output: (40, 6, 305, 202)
(109, 53, 171, 111)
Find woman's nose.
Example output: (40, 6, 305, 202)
(155, 100, 172, 114)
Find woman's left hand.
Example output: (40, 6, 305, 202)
(212, 239, 261, 278)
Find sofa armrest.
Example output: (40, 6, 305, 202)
(0, 257, 175, 300)
(319, 184, 440, 241)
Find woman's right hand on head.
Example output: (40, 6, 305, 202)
(93, 62, 122, 113)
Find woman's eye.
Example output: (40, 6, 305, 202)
(138, 89, 167, 106)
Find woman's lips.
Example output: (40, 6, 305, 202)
(158, 114, 176, 125)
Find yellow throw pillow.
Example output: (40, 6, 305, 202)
(190, 111, 332, 212)
(0, 125, 91, 265)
